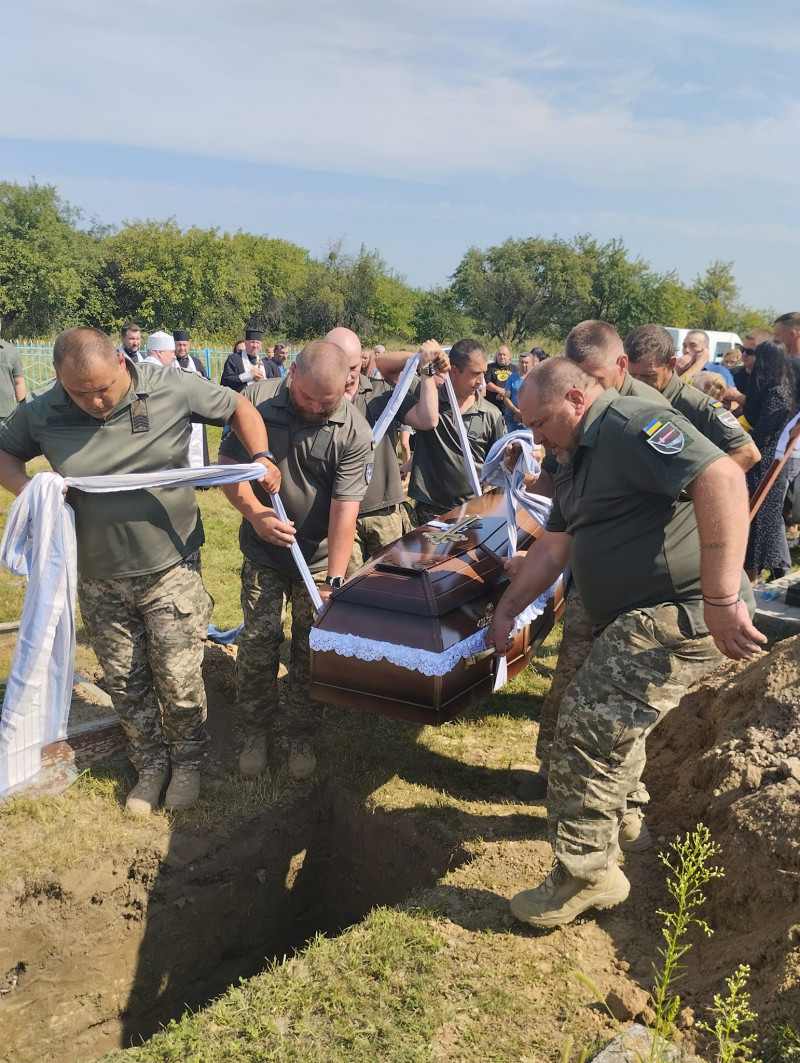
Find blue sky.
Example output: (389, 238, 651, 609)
(3, 0, 799, 314)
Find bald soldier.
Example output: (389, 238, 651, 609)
(325, 326, 446, 565)
(487, 358, 763, 927)
(0, 327, 279, 814)
(218, 340, 372, 780)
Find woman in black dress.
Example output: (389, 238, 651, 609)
(743, 339, 797, 581)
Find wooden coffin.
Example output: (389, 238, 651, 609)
(309, 493, 563, 725)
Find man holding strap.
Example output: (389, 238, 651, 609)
(487, 358, 764, 928)
(408, 338, 505, 526)
(0, 327, 279, 814)
(325, 326, 447, 564)
(218, 339, 372, 781)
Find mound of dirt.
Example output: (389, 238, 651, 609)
(646, 634, 800, 1026)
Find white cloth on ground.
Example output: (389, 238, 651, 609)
(0, 464, 270, 796)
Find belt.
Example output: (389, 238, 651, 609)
(360, 503, 399, 518)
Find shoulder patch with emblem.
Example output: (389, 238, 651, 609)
(642, 417, 691, 454)
(365, 461, 374, 484)
(710, 403, 741, 429)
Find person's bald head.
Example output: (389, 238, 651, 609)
(289, 339, 350, 423)
(324, 327, 362, 396)
(564, 320, 628, 391)
(519, 357, 602, 464)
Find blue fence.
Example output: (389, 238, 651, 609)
(12, 347, 295, 390)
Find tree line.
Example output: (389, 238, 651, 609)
(0, 180, 773, 348)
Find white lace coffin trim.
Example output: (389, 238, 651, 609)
(309, 579, 559, 676)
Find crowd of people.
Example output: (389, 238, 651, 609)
(1, 310, 798, 929)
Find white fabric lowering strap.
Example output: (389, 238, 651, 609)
(444, 372, 483, 498)
(0, 464, 270, 797)
(269, 491, 324, 613)
(371, 354, 420, 448)
(480, 429, 552, 555)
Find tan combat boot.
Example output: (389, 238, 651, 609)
(510, 861, 630, 928)
(288, 740, 317, 781)
(125, 769, 169, 815)
(618, 807, 652, 853)
(239, 732, 269, 776)
(164, 766, 201, 810)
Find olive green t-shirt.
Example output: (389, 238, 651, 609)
(0, 362, 238, 578)
(352, 374, 419, 514)
(409, 390, 505, 511)
(660, 372, 752, 454)
(218, 379, 372, 574)
(0, 342, 24, 420)
(546, 390, 753, 632)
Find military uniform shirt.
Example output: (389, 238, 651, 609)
(219, 379, 372, 574)
(352, 374, 420, 514)
(0, 361, 238, 579)
(658, 373, 753, 455)
(546, 389, 752, 631)
(0, 341, 24, 419)
(409, 389, 505, 511)
(541, 373, 667, 478)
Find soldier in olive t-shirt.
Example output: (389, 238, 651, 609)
(486, 360, 763, 927)
(0, 339, 26, 421)
(217, 345, 372, 782)
(0, 329, 276, 815)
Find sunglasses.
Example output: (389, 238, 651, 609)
(741, 348, 757, 356)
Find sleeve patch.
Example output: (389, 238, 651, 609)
(715, 408, 742, 429)
(643, 418, 692, 454)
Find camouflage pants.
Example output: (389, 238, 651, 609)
(548, 604, 722, 884)
(349, 505, 405, 571)
(411, 500, 446, 528)
(78, 552, 213, 772)
(535, 583, 594, 771)
(236, 558, 325, 740)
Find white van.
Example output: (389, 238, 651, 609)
(664, 328, 742, 363)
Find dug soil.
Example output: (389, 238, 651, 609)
(1, 636, 799, 1062)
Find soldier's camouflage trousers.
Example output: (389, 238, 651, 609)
(348, 505, 405, 572)
(547, 603, 722, 884)
(411, 500, 445, 528)
(535, 582, 594, 772)
(236, 557, 325, 740)
(78, 552, 213, 773)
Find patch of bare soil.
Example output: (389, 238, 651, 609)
(645, 634, 800, 1031)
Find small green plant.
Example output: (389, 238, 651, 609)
(649, 824, 724, 1062)
(697, 963, 761, 1063)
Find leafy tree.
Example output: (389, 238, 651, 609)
(690, 260, 740, 330)
(96, 220, 261, 334)
(0, 180, 101, 338)
(411, 287, 474, 344)
(231, 233, 311, 335)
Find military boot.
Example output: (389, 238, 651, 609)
(239, 732, 269, 776)
(164, 766, 201, 810)
(288, 740, 317, 781)
(510, 861, 630, 928)
(125, 769, 169, 816)
(618, 807, 652, 853)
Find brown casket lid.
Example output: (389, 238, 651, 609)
(322, 495, 539, 620)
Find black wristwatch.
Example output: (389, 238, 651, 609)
(251, 450, 276, 463)
(324, 575, 345, 590)
(422, 361, 437, 376)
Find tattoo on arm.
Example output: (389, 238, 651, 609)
(701, 541, 725, 550)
